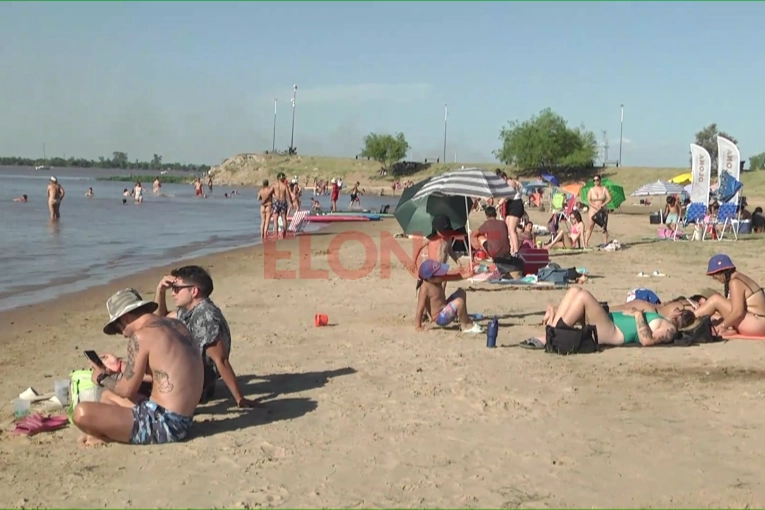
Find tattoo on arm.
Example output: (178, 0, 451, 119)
(153, 370, 175, 394)
(101, 374, 120, 391)
(123, 335, 139, 379)
(634, 314, 654, 344)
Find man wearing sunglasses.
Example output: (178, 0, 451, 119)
(154, 265, 257, 408)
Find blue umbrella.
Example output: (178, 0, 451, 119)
(541, 173, 560, 187)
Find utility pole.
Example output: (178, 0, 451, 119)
(443, 104, 448, 163)
(289, 85, 298, 154)
(272, 99, 277, 153)
(619, 104, 624, 167)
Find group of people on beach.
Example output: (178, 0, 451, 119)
(257, 172, 303, 239)
(73, 265, 255, 446)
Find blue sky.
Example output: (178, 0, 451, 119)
(1, 1, 762, 167)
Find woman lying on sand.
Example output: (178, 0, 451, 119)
(544, 211, 584, 249)
(520, 287, 695, 348)
(693, 254, 765, 337)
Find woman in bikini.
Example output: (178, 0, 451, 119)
(544, 211, 584, 249)
(501, 173, 524, 256)
(584, 175, 612, 248)
(257, 179, 274, 239)
(521, 287, 694, 348)
(693, 254, 765, 337)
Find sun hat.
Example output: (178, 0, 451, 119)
(103, 288, 158, 335)
(418, 260, 450, 280)
(50, 176, 57, 183)
(706, 254, 735, 275)
(330, 178, 336, 183)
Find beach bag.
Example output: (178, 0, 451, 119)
(673, 316, 722, 346)
(545, 320, 599, 355)
(67, 369, 103, 424)
(592, 208, 608, 229)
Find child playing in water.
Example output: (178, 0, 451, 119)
(415, 260, 484, 334)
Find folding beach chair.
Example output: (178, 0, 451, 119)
(716, 202, 739, 241)
(673, 202, 706, 241)
(287, 210, 310, 236)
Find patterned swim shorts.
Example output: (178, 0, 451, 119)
(435, 291, 461, 326)
(130, 400, 194, 445)
(272, 199, 288, 215)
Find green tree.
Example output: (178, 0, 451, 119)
(494, 108, 597, 174)
(360, 132, 410, 172)
(151, 153, 163, 169)
(748, 152, 765, 171)
(693, 123, 738, 174)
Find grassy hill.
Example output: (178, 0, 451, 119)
(209, 153, 765, 197)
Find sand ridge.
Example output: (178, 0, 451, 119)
(2, 210, 765, 508)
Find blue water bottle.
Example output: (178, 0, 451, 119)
(486, 316, 499, 348)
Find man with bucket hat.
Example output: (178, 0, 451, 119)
(72, 288, 204, 446)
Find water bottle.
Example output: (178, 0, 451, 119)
(486, 316, 499, 348)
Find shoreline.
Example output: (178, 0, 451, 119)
(0, 220, 379, 348)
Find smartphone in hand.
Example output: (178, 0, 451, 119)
(84, 350, 106, 370)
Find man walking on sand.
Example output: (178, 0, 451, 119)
(73, 288, 203, 446)
(46, 176, 65, 220)
(154, 265, 257, 408)
(271, 172, 290, 239)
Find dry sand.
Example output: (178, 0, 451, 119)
(2, 209, 765, 508)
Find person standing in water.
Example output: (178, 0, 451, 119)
(207, 175, 213, 194)
(134, 181, 145, 204)
(193, 178, 204, 198)
(153, 176, 162, 195)
(46, 176, 65, 220)
(584, 174, 612, 248)
(258, 179, 274, 239)
(271, 172, 290, 239)
(86, 187, 94, 198)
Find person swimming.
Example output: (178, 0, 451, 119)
(13, 194, 28, 203)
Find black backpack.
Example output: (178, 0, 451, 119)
(673, 315, 723, 346)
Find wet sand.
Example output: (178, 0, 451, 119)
(2, 210, 765, 508)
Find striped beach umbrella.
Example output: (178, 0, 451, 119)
(412, 168, 516, 200)
(631, 180, 685, 197)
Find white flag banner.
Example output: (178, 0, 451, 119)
(717, 135, 741, 203)
(689, 144, 711, 205)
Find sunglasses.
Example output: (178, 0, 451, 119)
(171, 284, 195, 293)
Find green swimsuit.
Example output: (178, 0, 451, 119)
(609, 311, 663, 344)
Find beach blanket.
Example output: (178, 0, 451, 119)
(549, 247, 595, 253)
(490, 279, 567, 288)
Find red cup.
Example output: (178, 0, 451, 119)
(314, 314, 329, 327)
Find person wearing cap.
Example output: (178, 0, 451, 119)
(415, 260, 483, 334)
(693, 254, 765, 337)
(73, 288, 204, 446)
(154, 265, 256, 408)
(46, 176, 65, 220)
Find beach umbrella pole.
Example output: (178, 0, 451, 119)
(464, 196, 472, 268)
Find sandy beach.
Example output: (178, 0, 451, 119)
(3, 208, 765, 508)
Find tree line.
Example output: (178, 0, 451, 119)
(0, 151, 210, 172)
(359, 111, 764, 176)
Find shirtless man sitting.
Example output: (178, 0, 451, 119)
(46, 176, 65, 220)
(154, 265, 256, 408)
(73, 288, 203, 445)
